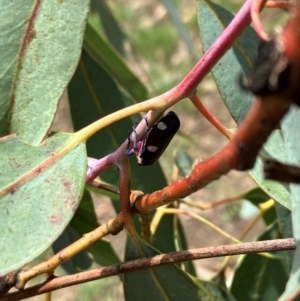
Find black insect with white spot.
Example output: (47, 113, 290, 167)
(126, 111, 180, 166)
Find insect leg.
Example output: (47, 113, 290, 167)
(126, 116, 149, 157)
(126, 123, 139, 156)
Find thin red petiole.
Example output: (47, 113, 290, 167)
(190, 94, 233, 140)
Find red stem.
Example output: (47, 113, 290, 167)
(175, 0, 253, 98)
(133, 94, 293, 213)
(190, 94, 233, 139)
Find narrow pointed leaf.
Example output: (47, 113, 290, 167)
(84, 20, 148, 102)
(90, 0, 127, 57)
(161, 0, 199, 60)
(0, 133, 86, 275)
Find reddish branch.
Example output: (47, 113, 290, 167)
(132, 94, 293, 213)
(133, 1, 300, 212)
(2, 239, 295, 301)
(175, 0, 252, 97)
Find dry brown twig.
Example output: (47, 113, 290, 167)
(1, 239, 295, 301)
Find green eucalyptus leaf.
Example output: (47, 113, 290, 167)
(198, 0, 259, 124)
(249, 131, 291, 210)
(84, 20, 148, 102)
(0, 133, 86, 275)
(2, 0, 89, 144)
(90, 0, 127, 57)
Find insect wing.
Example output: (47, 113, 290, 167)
(138, 111, 180, 166)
